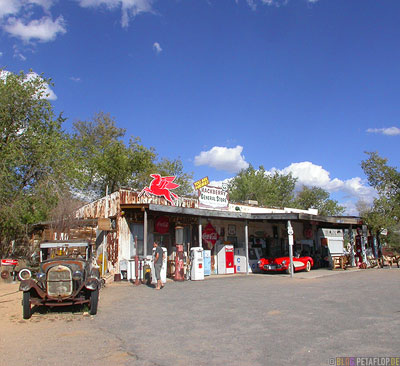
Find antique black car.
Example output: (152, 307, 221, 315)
(19, 241, 100, 319)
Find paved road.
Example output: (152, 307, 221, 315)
(1, 269, 399, 366)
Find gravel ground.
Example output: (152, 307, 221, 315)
(0, 268, 399, 366)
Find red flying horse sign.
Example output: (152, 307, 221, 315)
(138, 174, 180, 205)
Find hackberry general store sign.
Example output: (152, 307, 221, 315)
(198, 185, 229, 209)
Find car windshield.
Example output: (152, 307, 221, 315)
(40, 243, 89, 261)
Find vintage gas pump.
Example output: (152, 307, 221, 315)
(174, 226, 185, 281)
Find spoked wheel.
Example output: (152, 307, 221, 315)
(22, 291, 32, 319)
(89, 288, 99, 315)
(305, 261, 311, 272)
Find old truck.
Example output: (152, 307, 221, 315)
(19, 241, 100, 319)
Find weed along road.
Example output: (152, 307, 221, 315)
(1, 269, 399, 366)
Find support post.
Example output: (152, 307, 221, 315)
(287, 220, 294, 278)
(349, 225, 356, 267)
(143, 209, 148, 257)
(102, 186, 109, 277)
(198, 217, 202, 248)
(245, 220, 249, 275)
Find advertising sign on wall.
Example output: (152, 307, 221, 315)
(155, 216, 170, 234)
(202, 223, 219, 250)
(193, 176, 210, 191)
(198, 185, 229, 209)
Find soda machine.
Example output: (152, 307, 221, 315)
(203, 250, 211, 276)
(217, 244, 235, 274)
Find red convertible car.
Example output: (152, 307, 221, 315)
(258, 256, 313, 273)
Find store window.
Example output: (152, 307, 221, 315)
(129, 223, 144, 257)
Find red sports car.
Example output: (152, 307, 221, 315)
(258, 256, 313, 273)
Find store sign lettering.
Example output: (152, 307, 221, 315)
(198, 185, 229, 209)
(193, 176, 210, 191)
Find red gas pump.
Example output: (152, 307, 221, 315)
(174, 244, 185, 281)
(355, 235, 362, 264)
(174, 225, 185, 281)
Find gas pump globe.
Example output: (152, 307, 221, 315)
(174, 226, 185, 281)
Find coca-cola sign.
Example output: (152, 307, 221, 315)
(155, 216, 169, 234)
(202, 223, 219, 250)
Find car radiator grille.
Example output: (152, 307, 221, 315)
(47, 265, 73, 297)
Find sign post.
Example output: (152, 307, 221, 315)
(287, 220, 294, 278)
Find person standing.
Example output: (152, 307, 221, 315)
(153, 241, 164, 290)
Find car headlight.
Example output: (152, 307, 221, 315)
(85, 278, 98, 290)
(282, 260, 287, 265)
(36, 272, 46, 281)
(72, 270, 83, 281)
(257, 260, 261, 265)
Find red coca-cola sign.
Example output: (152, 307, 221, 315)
(202, 223, 219, 250)
(155, 216, 169, 234)
(1, 259, 18, 266)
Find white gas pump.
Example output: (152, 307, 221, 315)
(190, 247, 204, 281)
(151, 247, 167, 284)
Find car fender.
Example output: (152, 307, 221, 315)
(19, 279, 46, 298)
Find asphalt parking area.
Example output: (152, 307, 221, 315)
(1, 268, 399, 366)
(94, 268, 400, 366)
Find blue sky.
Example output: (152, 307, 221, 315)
(1, 0, 400, 214)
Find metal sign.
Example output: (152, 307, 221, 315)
(202, 223, 219, 249)
(98, 218, 111, 231)
(198, 185, 229, 209)
(193, 176, 210, 191)
(138, 174, 180, 206)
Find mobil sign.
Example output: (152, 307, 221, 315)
(202, 223, 219, 250)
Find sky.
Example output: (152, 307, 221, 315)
(1, 0, 400, 215)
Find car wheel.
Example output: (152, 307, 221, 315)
(1, 270, 10, 280)
(305, 261, 311, 272)
(89, 288, 99, 315)
(22, 291, 31, 319)
(285, 265, 293, 275)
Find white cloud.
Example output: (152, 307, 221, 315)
(0, 51, 3, 57)
(25, 71, 57, 100)
(241, 0, 318, 9)
(78, 0, 154, 28)
(367, 127, 400, 136)
(205, 160, 375, 214)
(153, 42, 162, 54)
(4, 15, 66, 42)
(194, 145, 249, 173)
(70, 76, 81, 82)
(279, 161, 376, 205)
(0, 0, 21, 18)
(1, 1, 64, 44)
(13, 44, 26, 60)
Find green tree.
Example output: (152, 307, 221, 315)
(0, 70, 68, 254)
(294, 185, 345, 216)
(228, 165, 297, 207)
(155, 157, 194, 196)
(361, 152, 400, 249)
(71, 112, 194, 198)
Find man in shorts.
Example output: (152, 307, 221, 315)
(153, 241, 164, 290)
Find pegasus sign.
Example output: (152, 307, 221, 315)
(138, 174, 180, 205)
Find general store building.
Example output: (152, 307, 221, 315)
(74, 188, 365, 278)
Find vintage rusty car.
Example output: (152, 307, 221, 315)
(19, 241, 100, 319)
